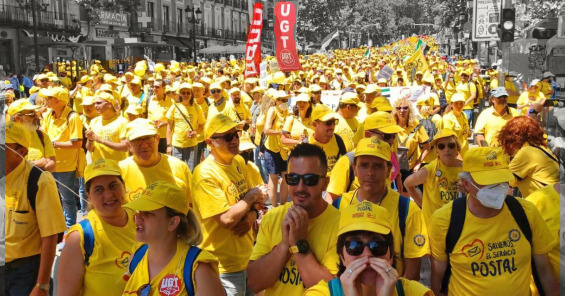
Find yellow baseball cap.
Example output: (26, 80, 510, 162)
(205, 113, 239, 140)
(311, 104, 338, 122)
(338, 201, 392, 236)
(123, 181, 189, 215)
(273, 90, 290, 100)
(340, 92, 362, 107)
(210, 82, 222, 90)
(6, 121, 31, 147)
(125, 104, 144, 116)
(295, 93, 311, 103)
(192, 82, 204, 89)
(84, 158, 122, 183)
(354, 137, 391, 161)
(250, 86, 265, 94)
(81, 96, 95, 106)
(200, 77, 212, 85)
(104, 74, 118, 84)
(450, 92, 465, 103)
(416, 95, 432, 107)
(130, 77, 142, 85)
(377, 78, 388, 84)
(462, 147, 513, 185)
(79, 75, 91, 84)
(430, 128, 458, 147)
(364, 111, 402, 133)
(363, 84, 381, 94)
(126, 118, 157, 140)
(179, 82, 192, 90)
(44, 86, 69, 102)
(229, 88, 241, 95)
(310, 84, 322, 92)
(239, 132, 256, 151)
(7, 99, 40, 117)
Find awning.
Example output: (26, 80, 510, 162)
(117, 42, 175, 48)
(200, 45, 228, 54)
(166, 37, 189, 49)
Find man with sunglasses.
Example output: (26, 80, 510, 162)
(229, 88, 252, 131)
(308, 104, 349, 175)
(119, 118, 192, 204)
(207, 82, 239, 123)
(248, 143, 340, 295)
(192, 114, 265, 296)
(474, 87, 519, 147)
(147, 79, 172, 153)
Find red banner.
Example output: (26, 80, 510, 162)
(274, 1, 302, 71)
(244, 3, 263, 78)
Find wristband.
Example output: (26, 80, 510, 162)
(250, 208, 260, 220)
(167, 144, 172, 147)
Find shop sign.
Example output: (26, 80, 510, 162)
(99, 10, 128, 27)
(96, 28, 120, 39)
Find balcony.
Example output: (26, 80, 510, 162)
(215, 0, 224, 3)
(242, 1, 248, 10)
(132, 18, 163, 32)
(163, 21, 179, 34)
(0, 5, 80, 33)
(233, 0, 240, 9)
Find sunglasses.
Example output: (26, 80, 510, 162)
(130, 136, 156, 146)
(211, 131, 239, 142)
(312, 91, 321, 94)
(437, 142, 457, 150)
(285, 173, 323, 186)
(20, 112, 37, 117)
(396, 106, 409, 111)
(40, 79, 49, 82)
(278, 99, 288, 103)
(319, 119, 339, 126)
(369, 130, 395, 141)
(210, 89, 221, 94)
(345, 239, 389, 257)
(137, 284, 150, 296)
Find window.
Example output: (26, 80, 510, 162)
(164, 5, 170, 24)
(147, 2, 155, 19)
(177, 8, 183, 31)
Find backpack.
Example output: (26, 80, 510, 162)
(397, 124, 421, 171)
(441, 196, 545, 295)
(328, 277, 405, 296)
(419, 118, 437, 144)
(334, 133, 347, 158)
(27, 165, 64, 243)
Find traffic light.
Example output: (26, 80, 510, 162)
(499, 8, 515, 42)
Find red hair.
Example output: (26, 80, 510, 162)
(498, 116, 547, 156)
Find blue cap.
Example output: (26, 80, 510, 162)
(4, 84, 13, 90)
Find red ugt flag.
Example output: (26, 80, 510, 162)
(245, 3, 263, 78)
(274, 1, 302, 71)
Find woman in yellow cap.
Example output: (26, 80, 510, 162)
(442, 92, 470, 154)
(281, 93, 314, 155)
(122, 181, 223, 295)
(304, 201, 432, 295)
(57, 159, 137, 296)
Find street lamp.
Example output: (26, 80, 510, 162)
(185, 6, 202, 64)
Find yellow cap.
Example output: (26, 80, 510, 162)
(311, 104, 338, 122)
(363, 84, 381, 94)
(37, 74, 48, 81)
(7, 99, 39, 117)
(450, 92, 465, 102)
(179, 82, 192, 90)
(81, 96, 95, 106)
(462, 147, 513, 185)
(192, 82, 204, 89)
(125, 104, 144, 116)
(340, 92, 362, 107)
(126, 118, 157, 140)
(29, 86, 39, 95)
(296, 86, 310, 94)
(200, 77, 212, 84)
(239, 132, 256, 151)
(123, 181, 190, 215)
(130, 77, 142, 85)
(310, 84, 322, 92)
(430, 128, 458, 147)
(338, 201, 392, 236)
(79, 75, 91, 84)
(204, 113, 239, 140)
(250, 86, 265, 94)
(44, 86, 69, 102)
(273, 90, 290, 100)
(364, 111, 399, 133)
(104, 74, 118, 84)
(294, 93, 311, 103)
(98, 83, 114, 93)
(229, 88, 241, 95)
(84, 158, 122, 183)
(6, 121, 31, 147)
(354, 137, 391, 161)
(95, 92, 116, 106)
(210, 82, 222, 90)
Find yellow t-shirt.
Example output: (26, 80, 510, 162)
(166, 103, 206, 148)
(207, 98, 239, 123)
(254, 114, 266, 146)
(74, 87, 94, 114)
(455, 81, 477, 110)
(233, 103, 251, 122)
(125, 92, 145, 116)
(119, 154, 192, 204)
(89, 114, 128, 162)
(445, 80, 457, 102)
(264, 107, 288, 153)
(27, 130, 55, 162)
(308, 134, 342, 175)
(5, 161, 66, 262)
(509, 144, 560, 198)
(41, 105, 83, 172)
(246, 161, 264, 188)
(396, 121, 429, 169)
(537, 80, 553, 98)
(148, 96, 173, 138)
(304, 277, 432, 296)
(421, 159, 463, 226)
(241, 91, 253, 108)
(66, 208, 137, 296)
(249, 202, 340, 296)
(474, 106, 518, 147)
(442, 112, 470, 154)
(525, 185, 560, 295)
(192, 155, 255, 273)
(517, 91, 545, 115)
(334, 115, 355, 152)
(282, 115, 313, 144)
(326, 153, 359, 197)
(195, 100, 210, 144)
(337, 190, 429, 276)
(122, 241, 219, 296)
(429, 197, 556, 295)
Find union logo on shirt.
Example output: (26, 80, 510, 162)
(461, 239, 485, 259)
(159, 274, 181, 296)
(115, 251, 131, 269)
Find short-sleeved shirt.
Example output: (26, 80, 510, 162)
(334, 115, 355, 152)
(455, 81, 477, 110)
(442, 112, 469, 153)
(474, 106, 518, 147)
(192, 155, 254, 273)
(509, 143, 560, 198)
(166, 103, 206, 148)
(249, 202, 340, 296)
(282, 115, 313, 145)
(429, 196, 556, 295)
(421, 159, 463, 226)
(516, 91, 545, 115)
(27, 130, 55, 162)
(5, 161, 66, 262)
(122, 240, 219, 296)
(233, 103, 251, 123)
(148, 96, 173, 138)
(41, 105, 83, 172)
(89, 115, 128, 162)
(264, 107, 288, 153)
(207, 98, 239, 123)
(308, 134, 342, 175)
(326, 153, 359, 197)
(336, 190, 429, 275)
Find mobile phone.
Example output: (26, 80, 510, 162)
(544, 99, 559, 107)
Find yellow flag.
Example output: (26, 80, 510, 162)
(405, 48, 429, 74)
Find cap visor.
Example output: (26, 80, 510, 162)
(123, 198, 165, 212)
(214, 121, 239, 136)
(470, 169, 514, 186)
(239, 143, 256, 151)
(128, 130, 157, 140)
(338, 222, 391, 236)
(320, 113, 339, 121)
(85, 170, 121, 183)
(355, 151, 391, 161)
(378, 125, 403, 134)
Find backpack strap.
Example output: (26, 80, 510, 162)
(398, 195, 410, 259)
(334, 134, 347, 157)
(533, 146, 562, 165)
(129, 244, 149, 275)
(183, 246, 203, 296)
(332, 196, 342, 209)
(26, 166, 42, 212)
(36, 130, 45, 148)
(396, 279, 405, 296)
(345, 151, 355, 192)
(504, 196, 544, 296)
(78, 219, 95, 266)
(441, 196, 467, 294)
(328, 278, 344, 296)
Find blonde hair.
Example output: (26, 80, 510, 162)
(166, 208, 203, 245)
(392, 97, 418, 127)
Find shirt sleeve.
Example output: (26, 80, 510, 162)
(193, 177, 231, 219)
(69, 113, 83, 141)
(282, 116, 293, 133)
(42, 133, 56, 158)
(36, 172, 67, 237)
(474, 111, 486, 134)
(118, 118, 127, 139)
(326, 155, 352, 196)
(523, 199, 556, 255)
(417, 125, 430, 144)
(428, 205, 451, 261)
(403, 201, 430, 258)
(196, 105, 206, 127)
(508, 147, 533, 180)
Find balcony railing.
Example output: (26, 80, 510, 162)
(132, 18, 163, 32)
(215, 0, 224, 3)
(0, 5, 80, 32)
(242, 1, 248, 10)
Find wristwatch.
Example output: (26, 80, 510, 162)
(36, 282, 50, 292)
(528, 108, 539, 115)
(289, 239, 310, 254)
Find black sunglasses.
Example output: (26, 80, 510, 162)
(345, 239, 389, 257)
(437, 142, 457, 150)
(369, 130, 395, 141)
(285, 173, 323, 186)
(211, 131, 239, 142)
(211, 89, 221, 94)
(396, 106, 409, 111)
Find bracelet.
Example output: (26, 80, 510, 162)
(528, 108, 539, 115)
(250, 208, 260, 220)
(167, 144, 172, 147)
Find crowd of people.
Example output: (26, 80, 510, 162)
(2, 40, 562, 296)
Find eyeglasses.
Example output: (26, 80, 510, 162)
(137, 284, 150, 296)
(396, 106, 409, 111)
(278, 99, 288, 103)
(152, 85, 162, 88)
(345, 239, 389, 257)
(211, 131, 239, 142)
(210, 89, 221, 94)
(181, 91, 191, 95)
(130, 136, 156, 146)
(319, 119, 339, 126)
(437, 142, 457, 150)
(285, 173, 323, 186)
(368, 130, 396, 141)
